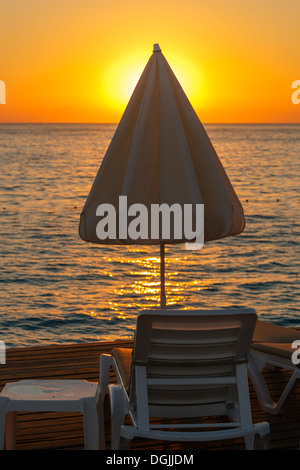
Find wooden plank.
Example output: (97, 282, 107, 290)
(0, 340, 133, 386)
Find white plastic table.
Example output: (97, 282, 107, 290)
(0, 379, 100, 450)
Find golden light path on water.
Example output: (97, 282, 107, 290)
(80, 236, 293, 343)
(83, 247, 200, 340)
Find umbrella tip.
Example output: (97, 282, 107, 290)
(153, 44, 161, 53)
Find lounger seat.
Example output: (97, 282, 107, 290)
(252, 342, 298, 361)
(253, 319, 300, 348)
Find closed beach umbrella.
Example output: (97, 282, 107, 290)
(79, 44, 245, 308)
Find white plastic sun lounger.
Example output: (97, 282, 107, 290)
(99, 309, 270, 450)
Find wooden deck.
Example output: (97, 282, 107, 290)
(1, 339, 299, 451)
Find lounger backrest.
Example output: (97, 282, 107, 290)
(129, 309, 257, 421)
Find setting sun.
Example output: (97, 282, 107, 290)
(99, 52, 147, 114)
(98, 48, 204, 117)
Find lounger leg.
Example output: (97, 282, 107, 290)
(275, 371, 299, 413)
(95, 385, 106, 450)
(248, 353, 300, 415)
(119, 437, 132, 450)
(5, 412, 17, 450)
(98, 354, 117, 450)
(82, 398, 100, 450)
(244, 434, 254, 450)
(254, 432, 269, 450)
(0, 397, 9, 450)
(247, 354, 276, 414)
(109, 385, 128, 450)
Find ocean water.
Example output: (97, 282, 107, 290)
(0, 123, 299, 348)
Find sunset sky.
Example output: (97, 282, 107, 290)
(1, 0, 299, 123)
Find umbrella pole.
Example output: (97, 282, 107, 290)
(160, 243, 166, 309)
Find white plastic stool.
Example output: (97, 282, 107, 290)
(0, 379, 101, 450)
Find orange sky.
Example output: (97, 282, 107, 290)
(0, 0, 299, 123)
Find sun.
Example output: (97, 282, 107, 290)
(99, 52, 147, 115)
(167, 53, 205, 110)
(98, 49, 204, 119)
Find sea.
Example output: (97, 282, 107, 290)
(0, 123, 299, 348)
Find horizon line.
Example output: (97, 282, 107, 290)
(0, 121, 299, 125)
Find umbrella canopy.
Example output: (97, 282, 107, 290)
(79, 44, 245, 307)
